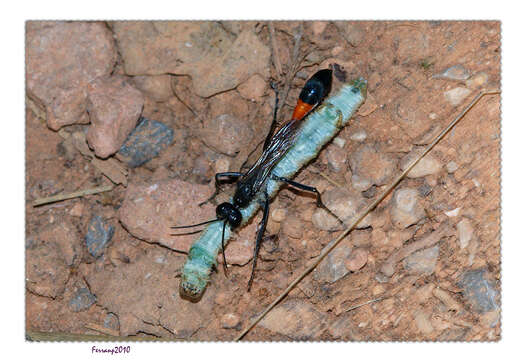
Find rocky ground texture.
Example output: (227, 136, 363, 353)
(26, 21, 500, 341)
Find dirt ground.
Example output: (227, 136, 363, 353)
(25, 21, 501, 341)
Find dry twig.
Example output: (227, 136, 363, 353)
(32, 184, 114, 207)
(268, 22, 283, 79)
(84, 322, 120, 337)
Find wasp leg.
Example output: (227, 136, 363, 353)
(198, 172, 243, 206)
(221, 220, 228, 277)
(272, 175, 346, 228)
(247, 190, 270, 291)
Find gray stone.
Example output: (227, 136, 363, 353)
(350, 129, 367, 142)
(403, 245, 439, 275)
(456, 218, 474, 249)
(118, 117, 174, 168)
(314, 242, 352, 283)
(69, 287, 97, 312)
(444, 87, 471, 106)
(85, 215, 114, 258)
(312, 189, 373, 231)
(446, 161, 459, 173)
(459, 269, 499, 313)
(433, 64, 471, 81)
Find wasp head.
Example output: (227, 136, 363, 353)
(216, 202, 242, 228)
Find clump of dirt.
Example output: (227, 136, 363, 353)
(26, 21, 500, 341)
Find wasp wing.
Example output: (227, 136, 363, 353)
(240, 119, 301, 195)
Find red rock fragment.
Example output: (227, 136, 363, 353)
(86, 76, 144, 158)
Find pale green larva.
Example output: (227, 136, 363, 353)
(180, 78, 367, 301)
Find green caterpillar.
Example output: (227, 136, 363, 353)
(180, 78, 367, 301)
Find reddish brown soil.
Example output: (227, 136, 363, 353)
(26, 21, 500, 341)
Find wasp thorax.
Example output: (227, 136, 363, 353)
(233, 185, 252, 208)
(216, 202, 242, 228)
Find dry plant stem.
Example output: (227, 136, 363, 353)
(278, 23, 304, 120)
(313, 168, 344, 188)
(234, 90, 500, 341)
(380, 222, 452, 276)
(84, 322, 120, 337)
(32, 184, 114, 207)
(344, 297, 384, 313)
(268, 22, 283, 79)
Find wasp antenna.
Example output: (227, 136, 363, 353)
(170, 218, 220, 230)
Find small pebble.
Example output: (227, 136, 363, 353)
(104, 313, 120, 331)
(400, 150, 442, 178)
(350, 129, 367, 142)
(357, 92, 378, 116)
(403, 246, 439, 275)
(459, 269, 499, 313)
(351, 230, 371, 247)
(214, 292, 228, 306)
(259, 299, 325, 339)
(69, 202, 84, 217)
(390, 188, 425, 229)
(237, 74, 266, 102)
(372, 284, 386, 296)
(312, 189, 372, 231)
(311, 21, 328, 35)
(362, 185, 377, 198)
(333, 137, 346, 148)
(457, 218, 474, 249)
(415, 283, 435, 304)
(374, 272, 389, 283)
(85, 215, 114, 258)
(444, 87, 471, 106)
(345, 248, 368, 271)
(327, 315, 351, 339)
(201, 113, 253, 156)
(69, 287, 96, 312)
(433, 287, 462, 312)
(371, 228, 388, 247)
(349, 144, 396, 188)
(351, 174, 372, 191)
(271, 208, 288, 223)
(418, 183, 432, 197)
(281, 214, 304, 239)
(433, 64, 470, 81)
(214, 157, 230, 173)
(446, 161, 459, 173)
(414, 311, 434, 335)
(314, 243, 352, 283)
(331, 46, 344, 56)
(480, 310, 500, 328)
(444, 207, 460, 217)
(118, 117, 174, 168)
(466, 72, 489, 89)
(326, 146, 346, 172)
(221, 313, 240, 329)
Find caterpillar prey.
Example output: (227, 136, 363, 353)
(172, 69, 367, 301)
